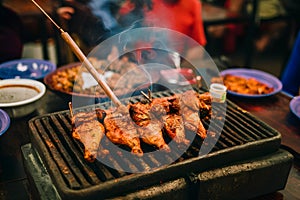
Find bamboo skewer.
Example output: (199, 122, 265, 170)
(31, 0, 122, 107)
(141, 89, 153, 102)
(68, 102, 74, 119)
(141, 91, 152, 102)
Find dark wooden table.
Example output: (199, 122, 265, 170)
(230, 92, 300, 157)
(0, 89, 68, 199)
(0, 89, 299, 199)
(228, 92, 300, 200)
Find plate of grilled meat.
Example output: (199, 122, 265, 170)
(220, 68, 282, 98)
(44, 57, 159, 99)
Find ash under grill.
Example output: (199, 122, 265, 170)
(28, 88, 284, 199)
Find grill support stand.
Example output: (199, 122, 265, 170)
(22, 143, 293, 200)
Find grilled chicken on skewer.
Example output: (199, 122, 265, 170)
(198, 92, 212, 121)
(68, 90, 211, 162)
(137, 119, 171, 152)
(104, 106, 143, 156)
(162, 114, 189, 145)
(146, 90, 211, 140)
(69, 103, 107, 162)
(181, 106, 207, 139)
(130, 102, 170, 152)
(72, 108, 106, 125)
(148, 97, 189, 145)
(179, 90, 209, 139)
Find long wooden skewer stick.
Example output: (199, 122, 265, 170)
(68, 102, 74, 119)
(31, 0, 122, 107)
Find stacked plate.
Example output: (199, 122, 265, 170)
(290, 96, 300, 119)
(0, 109, 10, 136)
(0, 58, 56, 80)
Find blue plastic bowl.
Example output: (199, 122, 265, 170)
(0, 58, 56, 80)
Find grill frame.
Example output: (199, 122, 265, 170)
(28, 89, 282, 199)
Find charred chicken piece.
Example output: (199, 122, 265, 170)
(130, 102, 170, 152)
(181, 106, 207, 139)
(179, 90, 208, 139)
(162, 114, 189, 145)
(180, 90, 200, 111)
(198, 92, 212, 121)
(71, 109, 107, 162)
(104, 106, 143, 156)
(72, 108, 106, 125)
(129, 102, 151, 124)
(150, 97, 171, 115)
(137, 119, 170, 152)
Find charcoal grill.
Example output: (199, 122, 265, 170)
(23, 88, 293, 200)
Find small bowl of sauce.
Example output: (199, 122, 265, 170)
(0, 79, 46, 118)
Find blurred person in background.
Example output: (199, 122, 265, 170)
(251, 0, 287, 52)
(57, 0, 207, 68)
(118, 0, 207, 66)
(205, 0, 245, 54)
(0, 0, 23, 63)
(281, 30, 300, 96)
(84, 0, 121, 33)
(57, 0, 120, 52)
(118, 0, 207, 47)
(206, 0, 287, 53)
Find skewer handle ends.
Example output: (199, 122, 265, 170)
(60, 32, 122, 107)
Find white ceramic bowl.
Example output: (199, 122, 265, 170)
(0, 79, 46, 118)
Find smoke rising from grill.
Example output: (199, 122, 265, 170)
(71, 27, 226, 173)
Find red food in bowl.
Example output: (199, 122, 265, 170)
(160, 68, 196, 85)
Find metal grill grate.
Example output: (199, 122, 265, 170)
(28, 89, 281, 199)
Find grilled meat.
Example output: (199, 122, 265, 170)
(104, 106, 143, 156)
(150, 97, 172, 115)
(198, 92, 212, 121)
(129, 102, 151, 124)
(130, 102, 170, 151)
(137, 119, 170, 152)
(71, 109, 107, 162)
(223, 74, 274, 95)
(72, 108, 106, 125)
(162, 114, 189, 145)
(180, 90, 200, 111)
(178, 90, 210, 139)
(181, 106, 207, 139)
(130, 90, 211, 144)
(70, 90, 212, 162)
